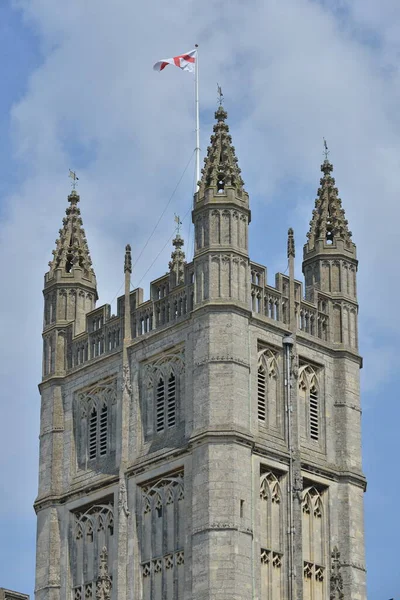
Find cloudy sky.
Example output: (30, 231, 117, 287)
(1, 0, 399, 597)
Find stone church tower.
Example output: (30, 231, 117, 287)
(35, 107, 367, 600)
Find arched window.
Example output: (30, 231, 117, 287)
(77, 378, 117, 466)
(257, 350, 281, 430)
(73, 503, 114, 597)
(259, 471, 284, 598)
(141, 473, 185, 600)
(302, 487, 326, 600)
(298, 366, 320, 443)
(88, 402, 109, 460)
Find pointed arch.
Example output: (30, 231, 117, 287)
(257, 349, 281, 430)
(298, 365, 321, 443)
(302, 487, 326, 600)
(259, 470, 284, 599)
(139, 471, 185, 598)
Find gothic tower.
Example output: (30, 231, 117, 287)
(34, 111, 366, 600)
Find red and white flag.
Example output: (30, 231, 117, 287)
(153, 49, 197, 73)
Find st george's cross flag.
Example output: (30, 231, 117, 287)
(153, 49, 197, 73)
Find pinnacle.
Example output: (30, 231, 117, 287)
(169, 233, 186, 286)
(198, 106, 245, 197)
(306, 159, 353, 249)
(48, 191, 95, 279)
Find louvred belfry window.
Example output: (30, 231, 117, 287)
(258, 366, 267, 421)
(88, 403, 109, 459)
(155, 372, 177, 433)
(298, 366, 321, 443)
(309, 385, 319, 441)
(257, 349, 281, 430)
(77, 377, 117, 465)
(141, 348, 185, 440)
(156, 378, 165, 433)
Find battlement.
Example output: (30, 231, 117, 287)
(250, 262, 330, 342)
(62, 258, 344, 374)
(66, 263, 195, 372)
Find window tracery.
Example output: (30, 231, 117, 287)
(72, 503, 114, 599)
(76, 378, 117, 465)
(142, 349, 184, 438)
(140, 472, 185, 600)
(259, 471, 284, 599)
(302, 487, 326, 600)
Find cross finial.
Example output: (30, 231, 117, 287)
(174, 213, 182, 235)
(217, 83, 223, 106)
(323, 138, 329, 160)
(69, 169, 79, 190)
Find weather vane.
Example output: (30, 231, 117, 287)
(323, 138, 329, 160)
(69, 169, 79, 190)
(174, 214, 182, 235)
(217, 83, 224, 106)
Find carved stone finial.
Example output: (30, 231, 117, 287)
(330, 546, 344, 600)
(96, 547, 112, 600)
(124, 244, 132, 273)
(287, 228, 295, 258)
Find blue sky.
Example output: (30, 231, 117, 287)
(0, 0, 399, 598)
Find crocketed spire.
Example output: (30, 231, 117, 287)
(169, 233, 186, 287)
(198, 106, 245, 197)
(48, 191, 95, 280)
(306, 159, 352, 249)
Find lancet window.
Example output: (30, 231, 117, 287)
(141, 349, 184, 439)
(302, 487, 327, 600)
(76, 378, 117, 466)
(72, 502, 114, 600)
(259, 471, 284, 599)
(298, 366, 321, 443)
(140, 472, 185, 600)
(257, 349, 282, 432)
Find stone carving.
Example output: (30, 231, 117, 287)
(168, 234, 186, 287)
(74, 504, 114, 541)
(118, 480, 130, 517)
(330, 546, 344, 600)
(124, 244, 132, 273)
(123, 364, 132, 397)
(293, 471, 303, 502)
(96, 547, 112, 600)
(195, 355, 249, 368)
(290, 352, 299, 379)
(142, 348, 185, 389)
(287, 227, 295, 258)
(141, 472, 184, 515)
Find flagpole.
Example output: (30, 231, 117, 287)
(195, 44, 200, 190)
